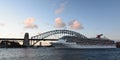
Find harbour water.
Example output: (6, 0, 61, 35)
(0, 47, 120, 60)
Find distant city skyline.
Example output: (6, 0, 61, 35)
(0, 0, 119, 41)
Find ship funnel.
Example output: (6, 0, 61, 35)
(96, 34, 103, 38)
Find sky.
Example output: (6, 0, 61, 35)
(0, 0, 120, 40)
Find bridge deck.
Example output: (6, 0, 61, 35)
(0, 38, 58, 41)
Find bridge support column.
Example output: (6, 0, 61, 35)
(23, 33, 29, 47)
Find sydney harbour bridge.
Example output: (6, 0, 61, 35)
(0, 30, 88, 47)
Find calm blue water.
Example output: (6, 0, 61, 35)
(0, 47, 120, 60)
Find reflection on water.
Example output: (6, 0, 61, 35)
(0, 48, 120, 60)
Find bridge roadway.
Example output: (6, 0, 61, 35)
(0, 38, 58, 47)
(0, 38, 58, 41)
(0, 33, 59, 47)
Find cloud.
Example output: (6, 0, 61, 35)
(0, 23, 5, 26)
(69, 20, 83, 30)
(24, 17, 38, 29)
(54, 17, 66, 28)
(55, 1, 67, 14)
(19, 32, 24, 35)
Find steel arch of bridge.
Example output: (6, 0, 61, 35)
(31, 30, 87, 39)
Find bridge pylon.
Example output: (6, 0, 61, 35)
(23, 33, 29, 47)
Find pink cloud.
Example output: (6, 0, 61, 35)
(55, 2, 67, 14)
(54, 17, 66, 28)
(24, 17, 38, 29)
(69, 20, 83, 30)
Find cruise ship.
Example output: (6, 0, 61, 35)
(51, 34, 116, 48)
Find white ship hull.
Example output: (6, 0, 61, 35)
(52, 43, 116, 48)
(51, 39, 116, 48)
